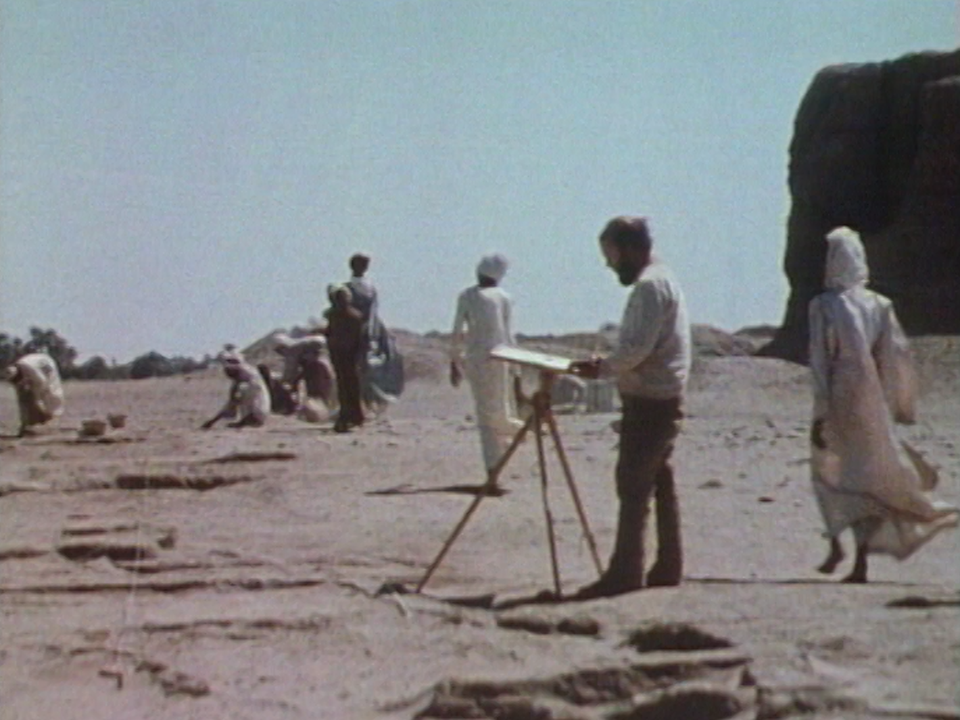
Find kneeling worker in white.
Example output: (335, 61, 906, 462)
(4, 352, 65, 437)
(201, 352, 270, 430)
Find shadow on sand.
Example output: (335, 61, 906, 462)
(377, 575, 948, 613)
(365, 483, 509, 498)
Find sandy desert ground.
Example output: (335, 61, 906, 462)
(1, 336, 958, 720)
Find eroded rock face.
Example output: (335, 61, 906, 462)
(762, 50, 960, 362)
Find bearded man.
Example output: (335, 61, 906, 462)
(571, 216, 692, 599)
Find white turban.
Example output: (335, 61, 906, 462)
(825, 226, 869, 291)
(477, 253, 508, 282)
(327, 283, 350, 302)
(218, 345, 243, 365)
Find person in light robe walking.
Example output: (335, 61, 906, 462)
(4, 352, 65, 437)
(809, 226, 958, 583)
(449, 254, 524, 487)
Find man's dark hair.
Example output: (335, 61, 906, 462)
(599, 216, 652, 254)
(349, 253, 370, 275)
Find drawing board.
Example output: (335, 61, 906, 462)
(489, 344, 575, 374)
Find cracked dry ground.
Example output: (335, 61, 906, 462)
(1, 363, 958, 719)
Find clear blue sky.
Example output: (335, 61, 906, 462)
(2, 1, 956, 361)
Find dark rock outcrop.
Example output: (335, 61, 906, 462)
(762, 50, 960, 362)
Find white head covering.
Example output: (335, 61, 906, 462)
(328, 283, 351, 302)
(477, 253, 508, 282)
(217, 345, 243, 365)
(825, 226, 869, 291)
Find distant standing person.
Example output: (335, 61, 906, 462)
(346, 253, 379, 339)
(449, 253, 524, 487)
(571, 216, 692, 599)
(323, 285, 366, 433)
(201, 352, 270, 429)
(345, 252, 403, 411)
(808, 227, 958, 583)
(3, 352, 65, 437)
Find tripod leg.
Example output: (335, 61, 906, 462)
(486, 412, 536, 487)
(416, 414, 536, 593)
(415, 492, 486, 593)
(545, 411, 603, 576)
(534, 405, 562, 598)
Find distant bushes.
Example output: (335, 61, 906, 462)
(0, 327, 77, 375)
(1, 327, 210, 381)
(128, 351, 208, 379)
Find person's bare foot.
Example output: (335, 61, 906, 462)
(842, 547, 867, 583)
(817, 540, 845, 575)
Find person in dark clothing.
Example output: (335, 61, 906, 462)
(570, 216, 692, 599)
(323, 285, 365, 433)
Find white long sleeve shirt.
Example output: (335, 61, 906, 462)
(450, 285, 515, 365)
(599, 261, 691, 400)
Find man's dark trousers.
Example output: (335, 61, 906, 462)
(603, 394, 683, 590)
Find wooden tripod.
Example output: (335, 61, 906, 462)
(415, 370, 603, 597)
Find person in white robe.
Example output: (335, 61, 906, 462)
(4, 352, 65, 436)
(450, 254, 524, 485)
(201, 351, 270, 429)
(808, 226, 958, 583)
(273, 332, 336, 422)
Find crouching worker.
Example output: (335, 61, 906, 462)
(4, 352, 65, 437)
(201, 352, 270, 429)
(256, 363, 299, 415)
(273, 333, 335, 421)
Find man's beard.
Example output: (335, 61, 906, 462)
(616, 257, 642, 286)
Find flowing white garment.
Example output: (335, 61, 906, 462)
(12, 353, 65, 421)
(451, 285, 523, 470)
(809, 234, 958, 559)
